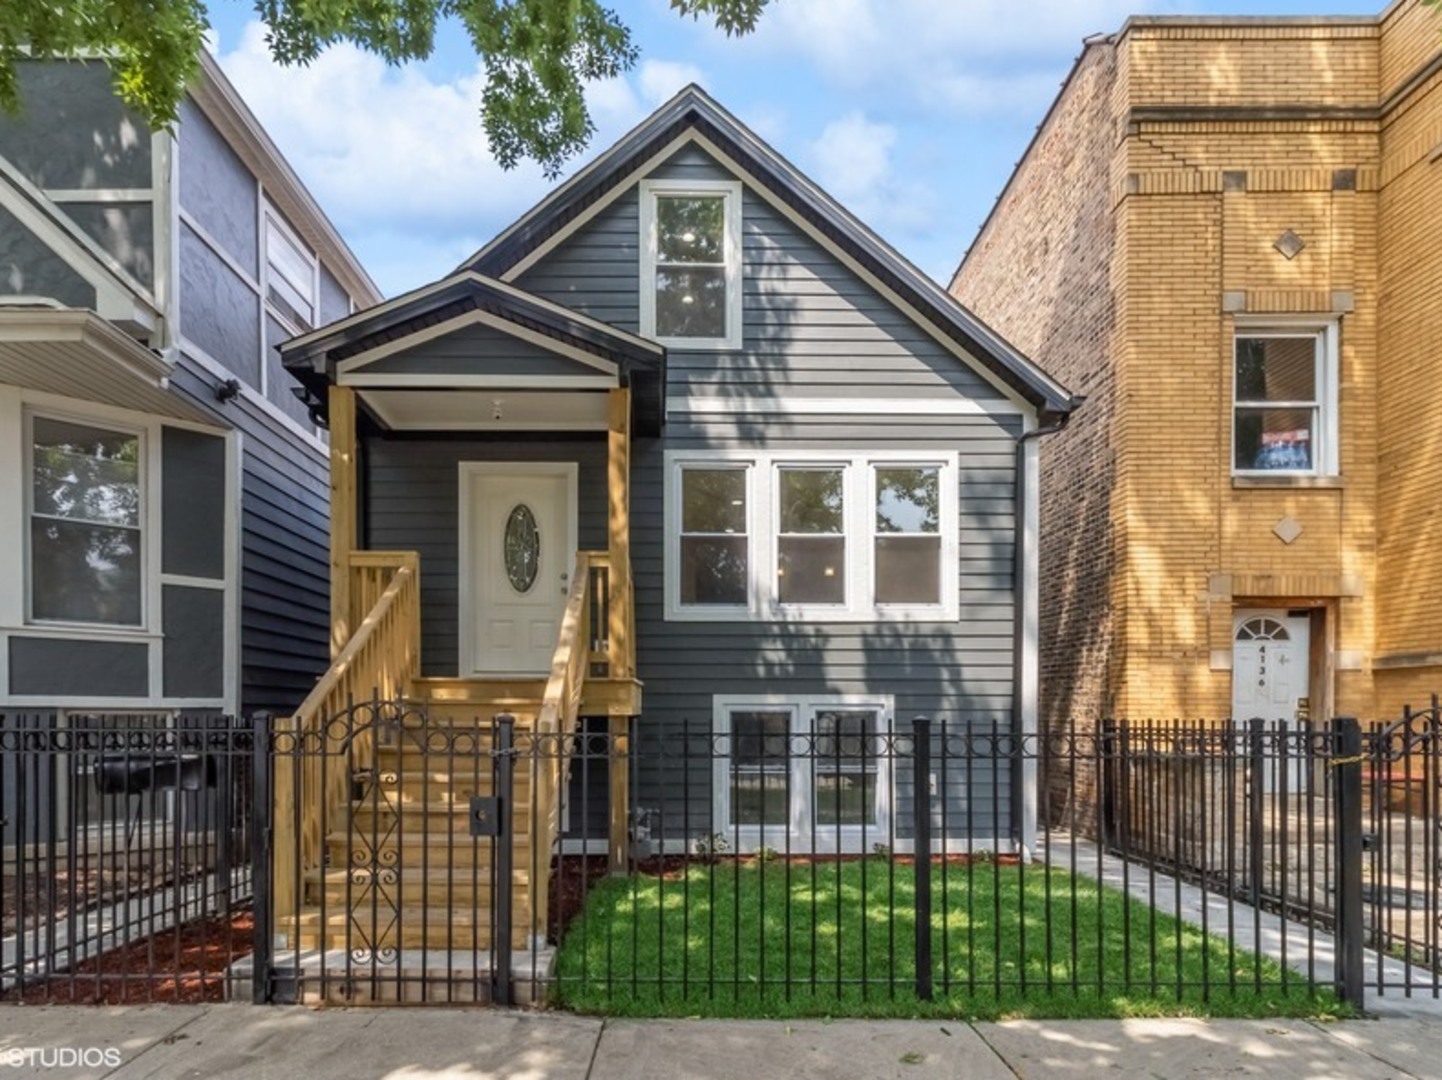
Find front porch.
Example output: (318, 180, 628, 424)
(266, 275, 657, 1000)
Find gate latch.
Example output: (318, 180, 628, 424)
(470, 796, 501, 837)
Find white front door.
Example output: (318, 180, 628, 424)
(462, 464, 577, 676)
(1233, 609, 1311, 791)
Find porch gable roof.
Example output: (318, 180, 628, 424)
(280, 270, 664, 394)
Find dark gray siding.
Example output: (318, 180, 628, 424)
(0, 62, 156, 287)
(162, 427, 227, 580)
(168, 357, 331, 716)
(0, 61, 151, 190)
(266, 314, 314, 426)
(361, 323, 601, 377)
(178, 99, 259, 278)
(180, 222, 262, 386)
(10, 638, 148, 697)
(517, 142, 1022, 845)
(363, 435, 608, 676)
(162, 585, 225, 698)
(62, 203, 155, 288)
(319, 264, 351, 326)
(0, 207, 96, 307)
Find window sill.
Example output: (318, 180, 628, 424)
(1232, 475, 1344, 490)
(6, 624, 161, 642)
(666, 606, 960, 624)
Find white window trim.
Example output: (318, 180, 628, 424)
(664, 449, 960, 623)
(25, 407, 152, 632)
(639, 178, 743, 350)
(1231, 317, 1339, 478)
(262, 199, 319, 341)
(0, 390, 236, 710)
(713, 694, 894, 855)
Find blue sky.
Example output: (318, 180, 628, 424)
(205, 0, 1379, 298)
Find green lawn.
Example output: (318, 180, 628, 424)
(552, 857, 1349, 1020)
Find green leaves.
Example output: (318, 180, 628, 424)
(0, 0, 773, 175)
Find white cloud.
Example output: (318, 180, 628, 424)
(751, 0, 1153, 113)
(213, 22, 707, 295)
(806, 112, 932, 240)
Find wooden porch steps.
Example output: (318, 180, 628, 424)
(283, 717, 540, 957)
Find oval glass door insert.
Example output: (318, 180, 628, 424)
(504, 504, 540, 594)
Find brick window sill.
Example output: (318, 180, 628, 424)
(1231, 476, 1345, 490)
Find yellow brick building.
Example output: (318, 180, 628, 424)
(951, 0, 1442, 732)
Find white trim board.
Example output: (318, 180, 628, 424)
(669, 396, 1023, 417)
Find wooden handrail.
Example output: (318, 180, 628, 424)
(272, 551, 421, 926)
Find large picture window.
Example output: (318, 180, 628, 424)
(640, 180, 742, 349)
(29, 415, 143, 626)
(1233, 323, 1337, 476)
(716, 696, 891, 853)
(667, 452, 958, 621)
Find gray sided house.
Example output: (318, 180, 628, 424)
(0, 53, 379, 723)
(283, 87, 1076, 862)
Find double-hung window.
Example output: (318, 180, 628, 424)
(667, 452, 958, 620)
(640, 179, 742, 349)
(716, 695, 892, 853)
(1232, 322, 1338, 476)
(29, 415, 144, 626)
(264, 205, 317, 332)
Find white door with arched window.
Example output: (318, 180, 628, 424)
(1232, 610, 1311, 791)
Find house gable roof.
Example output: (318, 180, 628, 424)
(462, 85, 1078, 418)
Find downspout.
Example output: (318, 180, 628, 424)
(1010, 400, 1082, 857)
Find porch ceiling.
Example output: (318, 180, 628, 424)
(359, 388, 612, 432)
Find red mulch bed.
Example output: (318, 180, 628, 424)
(3, 908, 253, 1006)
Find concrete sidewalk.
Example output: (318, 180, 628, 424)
(4, 1006, 1442, 1080)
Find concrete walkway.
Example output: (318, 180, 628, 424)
(4, 1005, 1442, 1080)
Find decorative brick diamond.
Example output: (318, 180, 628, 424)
(1273, 516, 1303, 544)
(1274, 230, 1305, 260)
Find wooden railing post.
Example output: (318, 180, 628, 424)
(609, 715, 630, 875)
(607, 388, 631, 680)
(329, 385, 358, 657)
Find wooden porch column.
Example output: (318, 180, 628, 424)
(607, 387, 632, 874)
(328, 385, 357, 657)
(606, 387, 631, 678)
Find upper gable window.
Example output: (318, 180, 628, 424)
(264, 205, 317, 332)
(640, 179, 742, 349)
(1232, 321, 1338, 477)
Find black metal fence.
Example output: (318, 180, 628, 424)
(7, 701, 1440, 1013)
(246, 701, 1442, 1014)
(1, 712, 253, 1003)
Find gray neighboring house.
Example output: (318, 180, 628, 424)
(282, 86, 1077, 855)
(0, 53, 379, 721)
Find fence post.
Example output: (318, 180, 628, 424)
(250, 712, 274, 1005)
(1248, 718, 1265, 904)
(1333, 716, 1365, 1012)
(493, 713, 515, 1007)
(912, 715, 933, 1002)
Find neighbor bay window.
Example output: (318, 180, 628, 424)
(667, 452, 957, 621)
(1233, 323, 1338, 476)
(29, 415, 143, 626)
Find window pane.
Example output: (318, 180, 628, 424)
(778, 536, 845, 604)
(656, 267, 726, 338)
(779, 468, 843, 534)
(267, 221, 313, 297)
(814, 710, 878, 827)
(875, 536, 941, 604)
(875, 467, 939, 533)
(731, 710, 789, 827)
(1235, 407, 1314, 470)
(31, 518, 141, 624)
(657, 196, 724, 263)
(682, 469, 746, 533)
(33, 418, 140, 527)
(1236, 337, 1315, 403)
(680, 536, 748, 604)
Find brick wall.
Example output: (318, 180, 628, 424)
(954, 5, 1442, 737)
